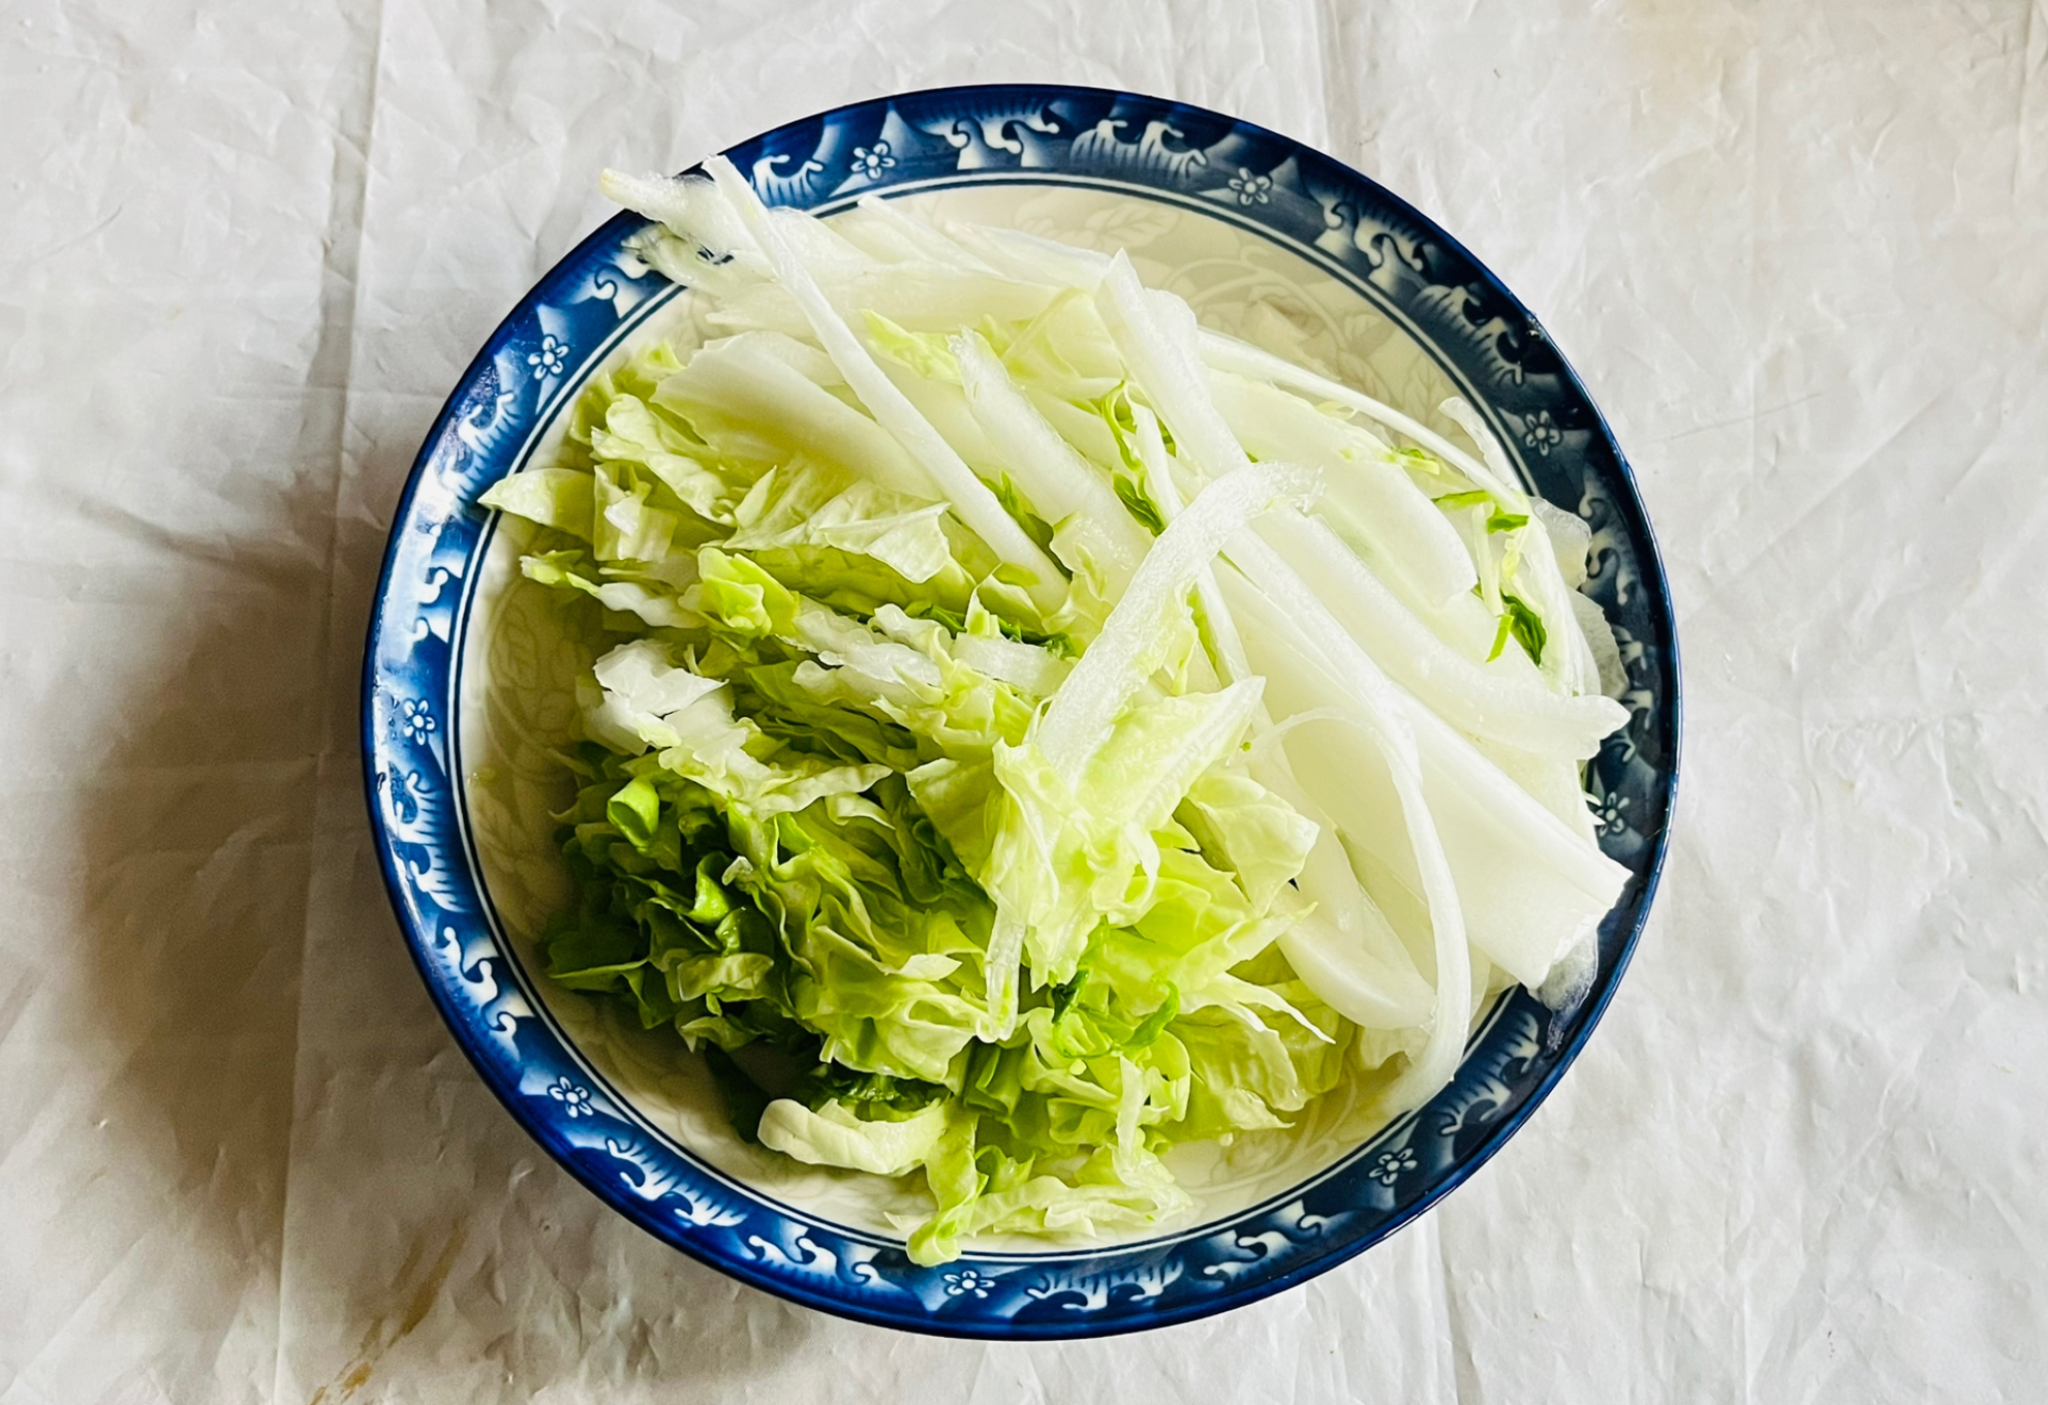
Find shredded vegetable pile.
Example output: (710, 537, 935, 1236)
(479, 157, 1632, 1263)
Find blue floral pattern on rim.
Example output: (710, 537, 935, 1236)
(362, 83, 1680, 1339)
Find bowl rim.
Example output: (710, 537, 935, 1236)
(360, 80, 1681, 1339)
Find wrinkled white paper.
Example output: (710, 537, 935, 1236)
(2, 0, 2044, 1400)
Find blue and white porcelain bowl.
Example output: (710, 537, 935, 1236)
(362, 84, 1679, 1339)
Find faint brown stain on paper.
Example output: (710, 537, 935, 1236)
(308, 1222, 468, 1405)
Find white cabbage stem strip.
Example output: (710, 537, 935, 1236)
(980, 908, 1027, 1042)
(953, 331, 1147, 585)
(992, 453, 1308, 1032)
(1141, 414, 1398, 1030)
(600, 168, 766, 279)
(1131, 403, 1252, 685)
(1255, 509, 1627, 758)
(1222, 557, 1626, 991)
(1122, 285, 1468, 1054)
(1106, 247, 1590, 1095)
(702, 156, 1067, 613)
(850, 194, 1005, 273)
(1033, 461, 1318, 778)
(1131, 407, 1428, 1027)
(1226, 534, 1473, 1114)
(943, 220, 1114, 291)
(1205, 370, 1478, 608)
(1201, 328, 1609, 701)
(1438, 397, 1527, 508)
(1438, 396, 1603, 697)
(1098, 254, 1254, 482)
(1196, 329, 1516, 499)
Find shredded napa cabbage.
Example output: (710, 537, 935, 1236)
(476, 160, 1631, 1263)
